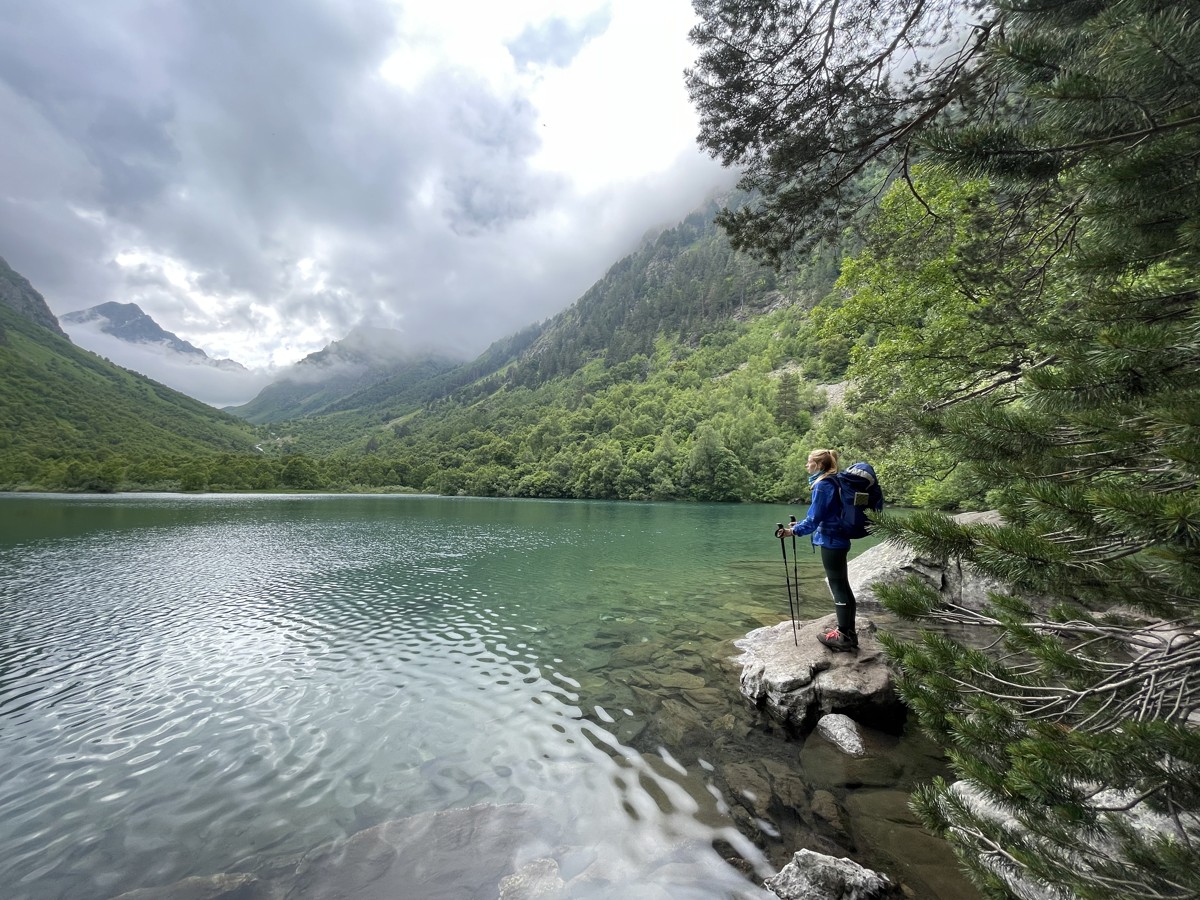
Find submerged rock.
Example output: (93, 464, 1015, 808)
(844, 790, 980, 900)
(119, 804, 564, 900)
(287, 803, 557, 900)
(499, 857, 566, 899)
(799, 730, 906, 791)
(733, 616, 904, 731)
(657, 696, 709, 745)
(810, 791, 844, 832)
(111, 873, 264, 900)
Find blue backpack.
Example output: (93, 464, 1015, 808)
(835, 462, 884, 539)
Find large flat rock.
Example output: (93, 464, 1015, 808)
(732, 616, 903, 731)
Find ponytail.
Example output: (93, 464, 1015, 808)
(808, 449, 840, 483)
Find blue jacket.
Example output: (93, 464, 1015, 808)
(789, 476, 849, 550)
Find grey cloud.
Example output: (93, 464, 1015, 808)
(86, 99, 180, 211)
(0, 79, 119, 305)
(0, 3, 183, 215)
(280, 288, 362, 334)
(120, 263, 175, 292)
(371, 147, 740, 356)
(507, 11, 612, 69)
(1, 0, 729, 384)
(438, 85, 557, 233)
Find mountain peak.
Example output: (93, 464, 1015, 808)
(0, 255, 68, 337)
(61, 301, 207, 358)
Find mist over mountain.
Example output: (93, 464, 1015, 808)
(0, 263, 259, 484)
(55, 301, 272, 407)
(227, 326, 463, 424)
(61, 302, 246, 370)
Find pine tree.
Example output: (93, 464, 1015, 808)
(774, 370, 800, 425)
(876, 2, 1200, 896)
(687, 0, 996, 262)
(692, 0, 1200, 896)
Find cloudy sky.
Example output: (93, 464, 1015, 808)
(0, 0, 733, 405)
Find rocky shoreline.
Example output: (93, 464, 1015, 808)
(741, 514, 1196, 900)
(726, 535, 984, 900)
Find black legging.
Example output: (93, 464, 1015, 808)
(820, 545, 856, 635)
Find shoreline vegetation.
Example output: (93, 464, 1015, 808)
(0, 484, 430, 495)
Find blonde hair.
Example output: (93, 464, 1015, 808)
(808, 449, 840, 482)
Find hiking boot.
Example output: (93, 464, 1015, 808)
(817, 627, 858, 652)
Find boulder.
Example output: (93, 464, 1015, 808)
(763, 849, 898, 900)
(733, 616, 904, 732)
(815, 714, 868, 758)
(848, 511, 1018, 613)
(846, 540, 945, 609)
(813, 714, 902, 760)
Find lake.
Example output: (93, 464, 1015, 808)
(0, 493, 978, 899)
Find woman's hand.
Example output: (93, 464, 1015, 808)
(775, 525, 792, 539)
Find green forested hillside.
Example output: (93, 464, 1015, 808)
(242, 198, 862, 501)
(1, 195, 863, 496)
(2, 186, 879, 500)
(456, 196, 850, 396)
(319, 309, 837, 501)
(0, 302, 260, 489)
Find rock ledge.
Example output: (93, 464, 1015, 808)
(733, 615, 904, 731)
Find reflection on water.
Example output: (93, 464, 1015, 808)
(0, 494, 978, 899)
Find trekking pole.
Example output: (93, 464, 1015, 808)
(776, 523, 799, 645)
(789, 515, 799, 602)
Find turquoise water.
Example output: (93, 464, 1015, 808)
(0, 494, 976, 899)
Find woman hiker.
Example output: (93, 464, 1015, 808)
(775, 448, 858, 651)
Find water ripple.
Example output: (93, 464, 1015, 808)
(0, 495, 964, 900)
